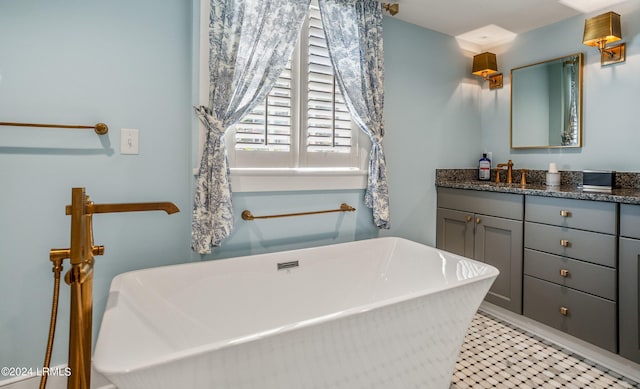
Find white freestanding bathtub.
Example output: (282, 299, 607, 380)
(93, 237, 498, 389)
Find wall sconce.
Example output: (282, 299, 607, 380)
(472, 52, 503, 90)
(382, 3, 399, 16)
(583, 11, 625, 66)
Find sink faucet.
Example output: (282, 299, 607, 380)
(496, 160, 514, 184)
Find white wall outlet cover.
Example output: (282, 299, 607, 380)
(120, 128, 139, 155)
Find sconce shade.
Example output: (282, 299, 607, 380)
(382, 3, 399, 16)
(583, 11, 622, 48)
(472, 52, 498, 77)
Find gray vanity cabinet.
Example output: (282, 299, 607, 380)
(436, 188, 523, 313)
(619, 204, 640, 364)
(523, 196, 618, 352)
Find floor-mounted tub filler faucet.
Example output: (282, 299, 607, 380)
(41, 187, 179, 389)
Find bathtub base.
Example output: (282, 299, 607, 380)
(102, 280, 491, 389)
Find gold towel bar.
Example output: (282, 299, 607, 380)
(241, 203, 356, 221)
(0, 121, 109, 135)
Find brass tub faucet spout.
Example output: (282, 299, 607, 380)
(66, 201, 179, 216)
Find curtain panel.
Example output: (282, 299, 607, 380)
(192, 0, 310, 254)
(318, 0, 390, 229)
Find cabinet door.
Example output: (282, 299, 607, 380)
(475, 215, 523, 313)
(619, 237, 640, 364)
(436, 208, 474, 258)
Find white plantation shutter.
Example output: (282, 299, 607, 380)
(228, 0, 358, 170)
(306, 5, 352, 154)
(234, 62, 293, 152)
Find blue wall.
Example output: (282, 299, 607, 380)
(0, 0, 194, 376)
(480, 2, 640, 171)
(381, 18, 482, 245)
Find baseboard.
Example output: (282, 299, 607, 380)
(480, 302, 640, 383)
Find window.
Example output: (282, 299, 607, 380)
(197, 1, 369, 191)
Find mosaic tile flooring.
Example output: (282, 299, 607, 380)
(451, 312, 639, 388)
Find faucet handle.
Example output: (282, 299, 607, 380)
(520, 169, 527, 186)
(495, 168, 501, 183)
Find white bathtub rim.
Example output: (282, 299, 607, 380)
(93, 237, 498, 375)
(103, 237, 449, 282)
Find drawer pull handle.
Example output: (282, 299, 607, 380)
(466, 215, 472, 223)
(560, 239, 570, 247)
(560, 269, 570, 277)
(475, 217, 481, 224)
(560, 210, 571, 217)
(560, 307, 569, 316)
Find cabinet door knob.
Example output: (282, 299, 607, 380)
(560, 269, 570, 277)
(560, 239, 570, 247)
(466, 215, 472, 222)
(475, 217, 481, 224)
(560, 307, 569, 316)
(560, 210, 571, 217)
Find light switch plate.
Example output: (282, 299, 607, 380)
(120, 128, 139, 155)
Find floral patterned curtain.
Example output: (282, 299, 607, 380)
(318, 0, 390, 229)
(192, 0, 310, 254)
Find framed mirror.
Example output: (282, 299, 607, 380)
(510, 53, 583, 149)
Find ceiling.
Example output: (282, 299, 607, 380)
(390, 0, 629, 52)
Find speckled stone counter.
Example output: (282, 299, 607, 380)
(436, 168, 640, 205)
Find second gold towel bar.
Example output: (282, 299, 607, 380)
(241, 203, 356, 221)
(0, 121, 108, 135)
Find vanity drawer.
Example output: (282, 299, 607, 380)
(524, 249, 616, 300)
(437, 187, 523, 220)
(524, 222, 616, 268)
(523, 276, 617, 352)
(525, 196, 616, 234)
(620, 204, 640, 239)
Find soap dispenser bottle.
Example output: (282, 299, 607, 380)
(479, 153, 491, 181)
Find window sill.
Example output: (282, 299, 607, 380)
(229, 168, 367, 192)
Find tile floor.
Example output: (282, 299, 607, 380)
(451, 312, 639, 388)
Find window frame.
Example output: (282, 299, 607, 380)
(197, 0, 369, 193)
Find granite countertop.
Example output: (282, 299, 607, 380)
(436, 169, 640, 205)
